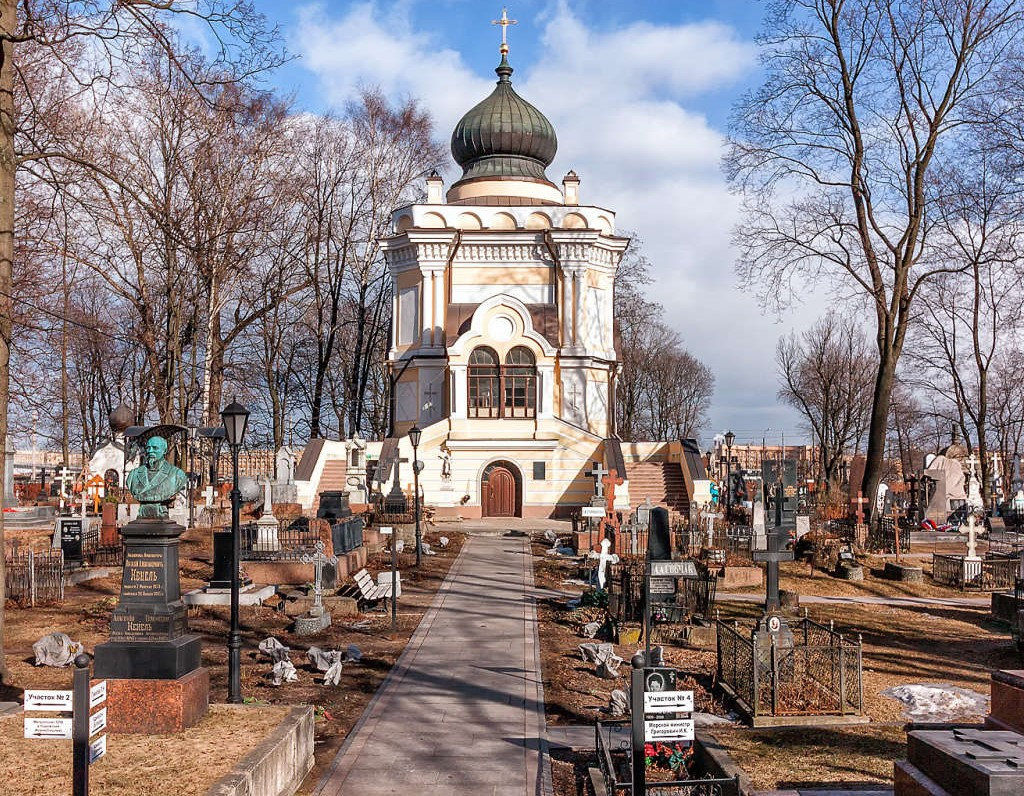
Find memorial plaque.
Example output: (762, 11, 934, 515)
(121, 549, 168, 600)
(649, 560, 698, 578)
(649, 576, 676, 594)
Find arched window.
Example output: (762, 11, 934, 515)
(467, 345, 538, 419)
(503, 347, 537, 418)
(468, 347, 500, 418)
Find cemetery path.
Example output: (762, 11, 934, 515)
(718, 592, 990, 608)
(313, 533, 552, 796)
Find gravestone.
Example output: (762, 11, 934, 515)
(795, 515, 810, 541)
(752, 495, 766, 550)
(254, 477, 280, 552)
(317, 490, 351, 521)
(294, 541, 338, 636)
(753, 530, 794, 613)
(895, 729, 1024, 796)
(762, 459, 797, 532)
(54, 516, 84, 565)
(648, 506, 671, 561)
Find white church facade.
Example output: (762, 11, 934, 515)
(295, 40, 707, 519)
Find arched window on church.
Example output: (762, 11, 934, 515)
(468, 347, 500, 418)
(467, 345, 538, 419)
(503, 347, 537, 418)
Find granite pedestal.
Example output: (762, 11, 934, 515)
(895, 728, 1024, 796)
(93, 516, 208, 733)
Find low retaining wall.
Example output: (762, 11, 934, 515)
(205, 705, 314, 796)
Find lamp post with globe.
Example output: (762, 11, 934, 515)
(220, 399, 249, 704)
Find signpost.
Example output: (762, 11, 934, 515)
(630, 653, 695, 796)
(24, 655, 107, 795)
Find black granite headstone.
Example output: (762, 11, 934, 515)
(93, 517, 201, 680)
(59, 518, 84, 564)
(648, 506, 671, 560)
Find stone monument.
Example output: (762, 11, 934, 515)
(254, 476, 280, 552)
(93, 433, 208, 734)
(272, 446, 298, 505)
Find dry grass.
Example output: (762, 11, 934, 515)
(711, 725, 907, 790)
(0, 704, 290, 796)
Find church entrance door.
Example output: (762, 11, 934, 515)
(483, 465, 517, 517)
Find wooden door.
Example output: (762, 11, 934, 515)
(484, 466, 516, 517)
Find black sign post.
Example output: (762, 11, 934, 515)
(630, 653, 647, 796)
(72, 654, 90, 796)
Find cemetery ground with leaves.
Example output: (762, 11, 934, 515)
(1, 524, 466, 794)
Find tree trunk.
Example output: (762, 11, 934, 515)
(0, 0, 15, 684)
(862, 349, 898, 523)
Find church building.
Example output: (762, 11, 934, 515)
(294, 31, 707, 519)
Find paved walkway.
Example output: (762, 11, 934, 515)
(314, 534, 551, 796)
(718, 592, 990, 608)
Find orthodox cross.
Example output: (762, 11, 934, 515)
(599, 468, 625, 546)
(566, 381, 583, 414)
(589, 462, 608, 498)
(854, 491, 868, 525)
(753, 530, 794, 613)
(301, 540, 339, 618)
(56, 466, 74, 511)
(492, 7, 517, 54)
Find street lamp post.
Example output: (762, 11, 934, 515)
(409, 425, 422, 567)
(725, 430, 735, 520)
(221, 399, 249, 705)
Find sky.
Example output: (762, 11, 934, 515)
(255, 0, 811, 449)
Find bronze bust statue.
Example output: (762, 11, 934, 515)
(126, 435, 187, 518)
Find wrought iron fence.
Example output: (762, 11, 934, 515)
(932, 553, 1018, 591)
(240, 519, 326, 561)
(5, 548, 64, 605)
(594, 721, 740, 795)
(868, 518, 910, 554)
(678, 527, 753, 562)
(607, 561, 717, 624)
(716, 618, 863, 720)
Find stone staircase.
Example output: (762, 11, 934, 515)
(312, 459, 347, 512)
(625, 461, 689, 515)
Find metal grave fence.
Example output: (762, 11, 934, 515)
(594, 721, 740, 795)
(5, 548, 65, 605)
(868, 518, 911, 554)
(715, 618, 863, 721)
(240, 519, 325, 561)
(932, 553, 1018, 591)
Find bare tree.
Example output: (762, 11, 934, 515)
(724, 0, 1024, 518)
(777, 313, 875, 488)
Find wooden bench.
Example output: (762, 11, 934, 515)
(340, 568, 400, 611)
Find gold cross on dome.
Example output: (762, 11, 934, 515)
(492, 7, 517, 54)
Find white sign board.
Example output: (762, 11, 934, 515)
(24, 717, 73, 739)
(644, 690, 694, 714)
(90, 681, 107, 710)
(89, 734, 107, 764)
(90, 707, 107, 737)
(644, 719, 695, 742)
(23, 690, 73, 712)
(581, 507, 605, 518)
(380, 526, 393, 535)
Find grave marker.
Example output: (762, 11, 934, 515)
(753, 530, 794, 613)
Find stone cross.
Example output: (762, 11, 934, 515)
(590, 462, 608, 498)
(597, 537, 618, 589)
(962, 509, 981, 561)
(203, 485, 215, 508)
(753, 530, 794, 613)
(301, 540, 338, 618)
(56, 466, 74, 512)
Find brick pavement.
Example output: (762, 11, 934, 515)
(314, 534, 552, 795)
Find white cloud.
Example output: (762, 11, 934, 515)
(292, 1, 808, 441)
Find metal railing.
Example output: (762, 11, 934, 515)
(240, 519, 325, 561)
(932, 553, 1018, 591)
(716, 618, 863, 720)
(607, 560, 717, 625)
(678, 527, 753, 562)
(868, 518, 911, 554)
(5, 548, 65, 605)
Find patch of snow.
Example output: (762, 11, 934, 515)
(881, 683, 989, 721)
